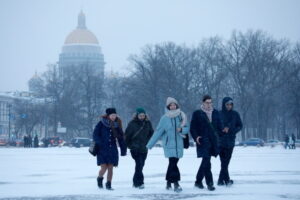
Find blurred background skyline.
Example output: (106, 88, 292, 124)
(0, 0, 300, 91)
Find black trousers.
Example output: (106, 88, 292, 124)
(130, 150, 148, 186)
(166, 157, 180, 183)
(218, 147, 234, 183)
(196, 156, 213, 186)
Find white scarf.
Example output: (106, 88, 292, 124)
(165, 109, 187, 127)
(201, 104, 213, 122)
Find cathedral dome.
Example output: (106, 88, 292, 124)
(64, 11, 99, 45)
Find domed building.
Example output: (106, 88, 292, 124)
(59, 11, 105, 77)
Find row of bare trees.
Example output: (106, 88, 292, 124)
(13, 62, 105, 140)
(115, 30, 300, 141)
(13, 30, 299, 142)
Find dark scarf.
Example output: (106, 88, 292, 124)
(101, 116, 122, 138)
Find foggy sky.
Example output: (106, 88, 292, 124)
(0, 0, 299, 91)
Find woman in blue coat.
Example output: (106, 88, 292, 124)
(93, 108, 127, 190)
(147, 97, 189, 192)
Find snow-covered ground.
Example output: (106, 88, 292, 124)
(0, 146, 300, 200)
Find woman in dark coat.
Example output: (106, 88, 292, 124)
(125, 107, 154, 189)
(93, 108, 127, 190)
(190, 95, 223, 191)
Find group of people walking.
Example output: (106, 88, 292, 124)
(23, 134, 39, 148)
(284, 133, 297, 149)
(92, 95, 243, 192)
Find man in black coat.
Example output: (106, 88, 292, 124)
(190, 95, 223, 191)
(291, 134, 296, 149)
(218, 97, 243, 186)
(34, 135, 39, 148)
(125, 108, 153, 189)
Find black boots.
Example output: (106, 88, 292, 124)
(106, 181, 113, 190)
(97, 177, 103, 188)
(97, 177, 113, 190)
(174, 182, 182, 193)
(166, 181, 172, 190)
(166, 181, 182, 192)
(133, 184, 145, 189)
(218, 179, 234, 186)
(225, 180, 234, 186)
(195, 181, 204, 189)
(207, 185, 216, 191)
(196, 181, 215, 191)
(217, 180, 225, 186)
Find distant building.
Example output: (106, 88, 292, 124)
(0, 91, 45, 139)
(58, 11, 105, 77)
(0, 93, 13, 137)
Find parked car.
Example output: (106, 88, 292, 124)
(50, 137, 64, 147)
(240, 138, 265, 147)
(70, 137, 91, 148)
(0, 137, 8, 146)
(154, 140, 163, 147)
(41, 136, 64, 147)
(7, 139, 24, 147)
(295, 140, 300, 148)
(189, 141, 195, 147)
(265, 139, 281, 147)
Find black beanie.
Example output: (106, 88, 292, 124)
(106, 108, 117, 116)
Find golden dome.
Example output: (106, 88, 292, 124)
(64, 11, 99, 45)
(65, 29, 99, 44)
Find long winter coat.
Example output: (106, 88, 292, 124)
(93, 116, 127, 166)
(219, 97, 243, 148)
(190, 109, 223, 158)
(146, 114, 189, 158)
(125, 115, 154, 153)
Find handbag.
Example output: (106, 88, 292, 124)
(183, 133, 190, 149)
(179, 113, 190, 149)
(88, 141, 98, 156)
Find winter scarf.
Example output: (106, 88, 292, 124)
(101, 116, 123, 138)
(201, 104, 213, 122)
(165, 97, 187, 127)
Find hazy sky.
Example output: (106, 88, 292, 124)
(0, 0, 299, 91)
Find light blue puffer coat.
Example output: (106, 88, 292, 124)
(146, 114, 189, 158)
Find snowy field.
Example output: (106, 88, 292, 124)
(0, 146, 300, 200)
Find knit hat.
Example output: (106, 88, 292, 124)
(166, 97, 178, 107)
(136, 107, 146, 115)
(106, 108, 117, 116)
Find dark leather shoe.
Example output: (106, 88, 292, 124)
(174, 182, 182, 192)
(225, 180, 234, 186)
(195, 182, 204, 189)
(207, 185, 215, 191)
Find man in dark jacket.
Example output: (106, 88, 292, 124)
(34, 135, 39, 148)
(284, 134, 289, 149)
(218, 97, 243, 186)
(291, 133, 296, 149)
(125, 108, 154, 189)
(190, 95, 223, 191)
(28, 135, 32, 148)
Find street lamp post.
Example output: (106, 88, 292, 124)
(8, 104, 12, 140)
